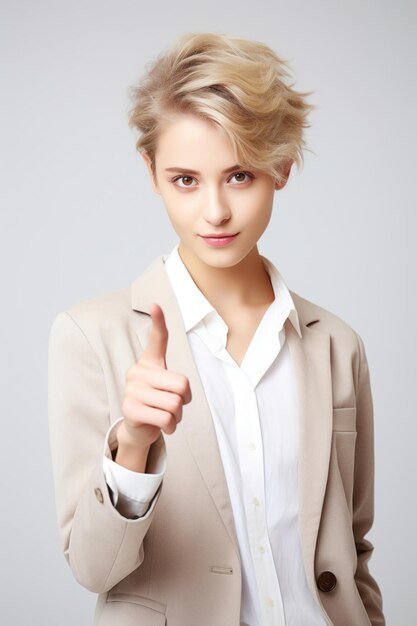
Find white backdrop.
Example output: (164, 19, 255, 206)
(1, 0, 416, 624)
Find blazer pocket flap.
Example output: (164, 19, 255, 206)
(332, 406, 357, 432)
(102, 594, 166, 626)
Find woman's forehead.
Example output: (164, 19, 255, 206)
(155, 115, 236, 165)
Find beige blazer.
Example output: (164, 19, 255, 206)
(48, 254, 385, 626)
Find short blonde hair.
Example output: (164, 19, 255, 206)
(127, 32, 315, 186)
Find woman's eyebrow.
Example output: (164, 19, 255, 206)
(164, 164, 242, 175)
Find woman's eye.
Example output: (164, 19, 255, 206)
(173, 175, 197, 188)
(229, 171, 254, 184)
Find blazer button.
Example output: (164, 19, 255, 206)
(317, 571, 337, 592)
(94, 487, 104, 503)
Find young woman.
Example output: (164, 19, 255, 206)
(48, 32, 385, 626)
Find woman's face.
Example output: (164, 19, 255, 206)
(142, 113, 291, 270)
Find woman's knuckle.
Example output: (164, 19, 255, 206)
(178, 375, 188, 393)
(170, 394, 181, 411)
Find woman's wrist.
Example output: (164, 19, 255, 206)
(114, 421, 151, 472)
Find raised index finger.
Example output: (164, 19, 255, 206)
(141, 303, 168, 369)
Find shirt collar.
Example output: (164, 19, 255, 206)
(163, 243, 302, 339)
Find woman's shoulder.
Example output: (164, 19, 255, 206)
(289, 288, 364, 350)
(65, 285, 132, 323)
(54, 254, 166, 333)
(48, 285, 136, 351)
(49, 252, 169, 351)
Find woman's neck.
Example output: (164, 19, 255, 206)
(178, 243, 275, 311)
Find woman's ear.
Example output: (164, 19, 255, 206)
(274, 160, 293, 190)
(140, 151, 160, 194)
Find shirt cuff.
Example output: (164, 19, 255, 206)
(103, 417, 166, 518)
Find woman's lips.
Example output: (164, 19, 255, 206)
(198, 233, 239, 247)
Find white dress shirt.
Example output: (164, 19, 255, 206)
(103, 243, 327, 626)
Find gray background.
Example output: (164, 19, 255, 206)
(1, 0, 416, 624)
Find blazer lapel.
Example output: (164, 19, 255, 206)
(130, 256, 334, 591)
(131, 255, 240, 556)
(286, 292, 333, 600)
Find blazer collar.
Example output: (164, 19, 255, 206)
(131, 254, 333, 604)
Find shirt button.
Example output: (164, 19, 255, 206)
(248, 442, 256, 451)
(94, 487, 104, 503)
(253, 496, 260, 506)
(258, 545, 265, 554)
(266, 597, 275, 607)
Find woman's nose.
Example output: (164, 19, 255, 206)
(202, 188, 232, 225)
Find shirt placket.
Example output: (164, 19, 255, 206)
(223, 362, 286, 626)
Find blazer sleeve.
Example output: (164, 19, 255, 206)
(353, 332, 385, 625)
(48, 311, 162, 594)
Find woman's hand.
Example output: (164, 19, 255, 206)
(115, 303, 192, 472)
